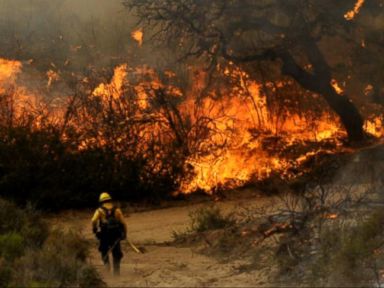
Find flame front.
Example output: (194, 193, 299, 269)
(0, 58, 39, 121)
(93, 64, 128, 100)
(178, 76, 345, 193)
(0, 58, 21, 88)
(0, 58, 382, 195)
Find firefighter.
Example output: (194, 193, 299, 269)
(92, 192, 127, 275)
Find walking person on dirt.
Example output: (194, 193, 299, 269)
(92, 192, 128, 275)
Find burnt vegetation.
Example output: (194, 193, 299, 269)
(125, 0, 384, 141)
(0, 0, 382, 210)
(0, 75, 187, 208)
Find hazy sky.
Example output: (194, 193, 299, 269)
(0, 0, 127, 20)
(0, 0, 141, 70)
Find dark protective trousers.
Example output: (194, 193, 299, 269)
(99, 233, 123, 275)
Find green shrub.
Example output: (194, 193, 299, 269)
(0, 232, 25, 261)
(189, 205, 235, 232)
(21, 204, 49, 248)
(0, 199, 48, 248)
(0, 199, 27, 233)
(0, 199, 103, 287)
(0, 260, 12, 288)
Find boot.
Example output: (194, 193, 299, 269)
(102, 254, 111, 272)
(113, 260, 120, 276)
(105, 261, 111, 272)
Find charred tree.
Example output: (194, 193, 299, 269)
(123, 0, 383, 142)
(223, 38, 365, 142)
(276, 42, 365, 142)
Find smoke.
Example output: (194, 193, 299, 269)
(0, 0, 144, 72)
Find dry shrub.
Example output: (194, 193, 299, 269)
(189, 205, 235, 233)
(309, 210, 384, 286)
(173, 205, 247, 260)
(172, 205, 236, 250)
(12, 230, 105, 288)
(78, 266, 106, 288)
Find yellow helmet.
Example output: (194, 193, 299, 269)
(99, 192, 112, 203)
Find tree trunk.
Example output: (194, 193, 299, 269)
(321, 86, 364, 142)
(278, 48, 365, 142)
(222, 36, 365, 141)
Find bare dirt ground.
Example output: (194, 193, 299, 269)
(48, 191, 279, 287)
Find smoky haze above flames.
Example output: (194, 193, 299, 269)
(0, 0, 165, 72)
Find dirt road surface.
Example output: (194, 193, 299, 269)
(49, 193, 278, 287)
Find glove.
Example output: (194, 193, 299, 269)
(121, 232, 127, 240)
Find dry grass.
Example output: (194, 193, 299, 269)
(307, 210, 384, 286)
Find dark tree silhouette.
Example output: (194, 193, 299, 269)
(124, 0, 384, 142)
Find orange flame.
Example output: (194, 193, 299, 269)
(0, 58, 38, 118)
(0, 58, 22, 84)
(46, 69, 60, 89)
(324, 213, 338, 219)
(177, 66, 348, 194)
(93, 64, 128, 100)
(0, 58, 67, 129)
(344, 0, 365, 20)
(365, 117, 384, 138)
(86, 63, 382, 194)
(131, 28, 144, 46)
(1, 57, 383, 196)
(331, 79, 344, 95)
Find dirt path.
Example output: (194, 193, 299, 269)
(49, 193, 278, 287)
